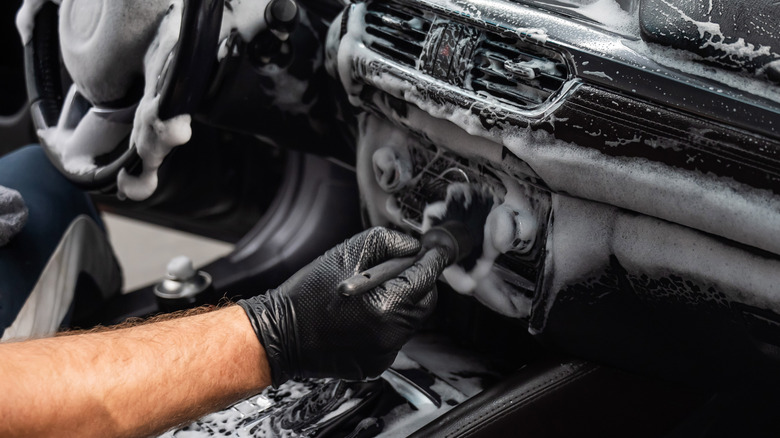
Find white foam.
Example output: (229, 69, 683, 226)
(254, 12, 322, 115)
(376, 353, 466, 438)
(537, 195, 780, 331)
(418, 180, 535, 319)
(38, 86, 130, 174)
(658, 0, 773, 63)
(624, 39, 780, 103)
(372, 145, 413, 192)
(158, 379, 320, 437)
(117, 0, 192, 201)
(583, 70, 614, 80)
(354, 63, 780, 255)
(218, 0, 271, 60)
(491, 176, 539, 254)
(559, 0, 639, 36)
(220, 0, 271, 43)
(315, 396, 359, 425)
(355, 115, 412, 227)
(612, 212, 780, 313)
(340, 0, 780, 324)
(25, 0, 193, 200)
(16, 0, 61, 45)
(515, 27, 548, 44)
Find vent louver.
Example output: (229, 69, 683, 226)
(364, 3, 432, 68)
(469, 34, 567, 108)
(394, 142, 545, 294)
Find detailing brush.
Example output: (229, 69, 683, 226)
(339, 184, 496, 296)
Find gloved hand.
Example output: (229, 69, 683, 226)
(238, 227, 447, 387)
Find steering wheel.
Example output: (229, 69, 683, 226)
(24, 0, 222, 195)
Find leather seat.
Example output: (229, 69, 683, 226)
(409, 358, 705, 437)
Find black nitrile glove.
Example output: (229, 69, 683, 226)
(238, 227, 447, 387)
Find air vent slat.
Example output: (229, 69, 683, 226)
(364, 3, 431, 68)
(475, 52, 565, 79)
(472, 62, 565, 89)
(365, 12, 429, 40)
(467, 32, 568, 108)
(471, 79, 549, 106)
(365, 27, 425, 57)
(369, 42, 419, 66)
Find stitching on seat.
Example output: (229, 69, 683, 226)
(445, 363, 598, 437)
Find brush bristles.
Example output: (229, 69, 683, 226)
(428, 183, 497, 270)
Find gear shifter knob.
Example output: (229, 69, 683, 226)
(265, 0, 299, 35)
(154, 256, 214, 312)
(166, 256, 197, 282)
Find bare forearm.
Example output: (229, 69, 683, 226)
(0, 305, 271, 438)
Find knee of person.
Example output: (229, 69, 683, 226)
(0, 144, 103, 229)
(3, 144, 45, 163)
(0, 145, 57, 184)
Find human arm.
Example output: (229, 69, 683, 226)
(0, 227, 446, 437)
(238, 226, 448, 385)
(0, 305, 270, 438)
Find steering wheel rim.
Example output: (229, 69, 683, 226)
(25, 0, 223, 192)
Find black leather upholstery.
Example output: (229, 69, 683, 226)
(409, 358, 705, 437)
(639, 0, 780, 83)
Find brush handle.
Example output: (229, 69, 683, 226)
(338, 225, 467, 297)
(338, 255, 420, 296)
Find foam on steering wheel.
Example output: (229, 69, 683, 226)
(22, 0, 222, 199)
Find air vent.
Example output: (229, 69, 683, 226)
(364, 2, 432, 68)
(395, 144, 485, 228)
(394, 142, 545, 294)
(468, 34, 567, 108)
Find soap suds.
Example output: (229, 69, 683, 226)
(372, 145, 414, 193)
(160, 352, 469, 437)
(504, 58, 558, 79)
(537, 195, 780, 331)
(159, 379, 317, 437)
(255, 11, 322, 115)
(338, 13, 780, 320)
(357, 116, 537, 319)
(515, 27, 548, 44)
(583, 70, 614, 81)
(423, 182, 537, 319)
(117, 0, 192, 201)
(625, 39, 780, 103)
(38, 86, 131, 174)
(612, 211, 780, 313)
(16, 0, 61, 45)
(23, 0, 194, 200)
(375, 352, 466, 438)
(344, 54, 780, 255)
(421, 184, 500, 300)
(559, 0, 639, 36)
(658, 0, 773, 63)
(219, 0, 271, 44)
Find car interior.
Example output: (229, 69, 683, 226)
(3, 0, 780, 436)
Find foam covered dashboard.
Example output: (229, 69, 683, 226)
(329, 0, 780, 384)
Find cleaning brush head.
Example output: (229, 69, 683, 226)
(423, 183, 497, 270)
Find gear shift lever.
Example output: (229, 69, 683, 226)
(154, 256, 215, 312)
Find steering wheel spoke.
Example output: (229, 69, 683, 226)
(26, 0, 223, 195)
(39, 85, 132, 175)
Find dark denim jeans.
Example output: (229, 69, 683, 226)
(0, 145, 103, 334)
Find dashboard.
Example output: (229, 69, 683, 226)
(328, 0, 780, 383)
